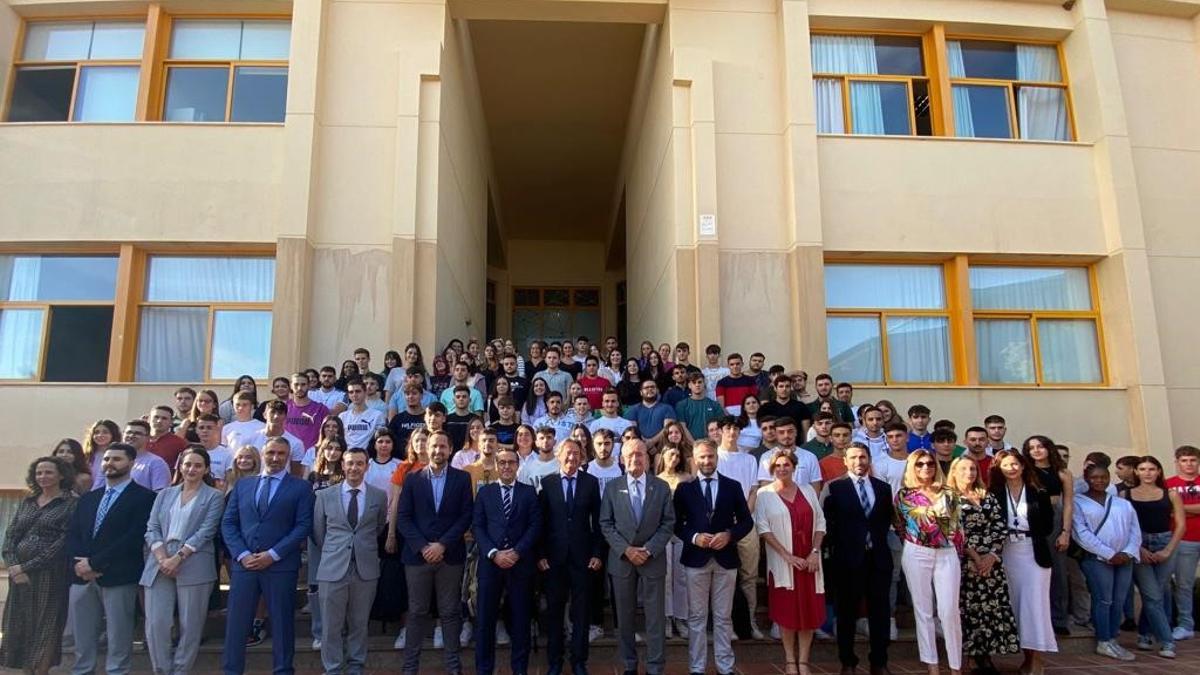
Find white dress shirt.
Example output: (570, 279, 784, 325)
(341, 479, 367, 517)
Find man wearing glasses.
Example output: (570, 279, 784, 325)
(123, 419, 172, 491)
(622, 379, 676, 443)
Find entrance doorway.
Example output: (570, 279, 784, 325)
(512, 287, 601, 351)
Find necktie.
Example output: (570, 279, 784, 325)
(703, 477, 715, 516)
(502, 485, 513, 520)
(565, 476, 575, 505)
(347, 488, 360, 529)
(631, 479, 644, 522)
(858, 478, 873, 549)
(93, 487, 117, 535)
(257, 476, 274, 515)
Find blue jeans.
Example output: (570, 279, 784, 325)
(1080, 556, 1133, 642)
(1174, 540, 1200, 631)
(1134, 532, 1175, 648)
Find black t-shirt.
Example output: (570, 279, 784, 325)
(388, 411, 426, 458)
(491, 422, 518, 447)
(560, 360, 582, 379)
(444, 412, 474, 451)
(759, 398, 813, 426)
(503, 373, 530, 407)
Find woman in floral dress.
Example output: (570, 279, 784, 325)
(947, 457, 1019, 675)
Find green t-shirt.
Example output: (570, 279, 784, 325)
(802, 438, 834, 460)
(674, 397, 724, 440)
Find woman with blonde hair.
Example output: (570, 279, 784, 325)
(896, 449, 964, 675)
(656, 445, 693, 638)
(946, 457, 1019, 675)
(755, 451, 825, 674)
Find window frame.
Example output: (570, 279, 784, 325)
(157, 16, 291, 124)
(809, 30, 930, 137)
(823, 261, 956, 386)
(135, 253, 276, 383)
(969, 262, 1107, 387)
(945, 35, 1077, 142)
(0, 249, 121, 382)
(4, 18, 147, 123)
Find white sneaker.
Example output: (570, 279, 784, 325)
(769, 623, 781, 640)
(890, 618, 899, 641)
(1136, 634, 1154, 650)
(1096, 640, 1136, 661)
(1171, 626, 1194, 641)
(460, 620, 473, 645)
(1113, 642, 1137, 661)
(588, 625, 604, 643)
(635, 632, 645, 643)
(393, 628, 406, 650)
(496, 622, 510, 646)
(750, 625, 766, 640)
(311, 638, 321, 650)
(433, 625, 444, 649)
(1158, 646, 1177, 659)
(856, 617, 870, 637)
(815, 628, 835, 641)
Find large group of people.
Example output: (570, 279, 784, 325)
(0, 336, 1198, 675)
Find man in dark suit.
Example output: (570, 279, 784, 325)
(538, 438, 603, 675)
(473, 447, 542, 675)
(824, 443, 896, 675)
(397, 428, 474, 675)
(67, 444, 156, 675)
(674, 440, 754, 675)
(599, 439, 676, 675)
(221, 436, 315, 675)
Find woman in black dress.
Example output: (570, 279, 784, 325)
(947, 457, 1019, 675)
(0, 456, 78, 675)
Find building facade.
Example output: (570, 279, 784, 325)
(0, 0, 1198, 487)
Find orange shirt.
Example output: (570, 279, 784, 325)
(819, 453, 847, 483)
(390, 460, 426, 487)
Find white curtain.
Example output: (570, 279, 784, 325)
(827, 317, 883, 383)
(145, 257, 275, 302)
(975, 319, 1035, 384)
(825, 264, 946, 310)
(947, 41, 976, 137)
(1038, 319, 1102, 383)
(210, 310, 272, 380)
(811, 35, 879, 134)
(886, 316, 952, 382)
(136, 307, 206, 382)
(969, 266, 1091, 310)
(0, 309, 44, 379)
(1016, 45, 1069, 140)
(813, 78, 845, 133)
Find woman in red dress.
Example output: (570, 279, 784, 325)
(754, 451, 826, 675)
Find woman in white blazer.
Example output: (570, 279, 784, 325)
(140, 447, 224, 675)
(754, 451, 826, 675)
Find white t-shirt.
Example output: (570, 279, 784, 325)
(872, 452, 908, 498)
(588, 415, 634, 453)
(310, 388, 346, 410)
(584, 460, 624, 494)
(757, 446, 822, 486)
(717, 448, 760, 499)
(517, 456, 561, 492)
(339, 407, 386, 449)
(738, 419, 763, 452)
(224, 419, 266, 452)
(451, 448, 480, 470)
(248, 429, 306, 464)
(301, 446, 318, 471)
(853, 430, 889, 460)
(701, 366, 730, 400)
(206, 444, 232, 480)
(366, 458, 401, 493)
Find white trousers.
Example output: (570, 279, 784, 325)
(901, 544, 962, 670)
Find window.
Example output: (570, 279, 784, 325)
(811, 34, 932, 136)
(948, 40, 1072, 141)
(136, 256, 275, 382)
(162, 19, 290, 123)
(970, 266, 1101, 384)
(512, 287, 600, 351)
(0, 255, 119, 381)
(7, 21, 144, 122)
(825, 264, 952, 384)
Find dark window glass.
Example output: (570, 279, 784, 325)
(956, 85, 1012, 138)
(230, 66, 287, 122)
(958, 40, 1018, 80)
(543, 289, 569, 307)
(876, 81, 912, 135)
(163, 67, 229, 122)
(874, 36, 924, 76)
(513, 289, 540, 306)
(574, 289, 600, 307)
(43, 305, 113, 382)
(8, 67, 75, 122)
(912, 79, 932, 136)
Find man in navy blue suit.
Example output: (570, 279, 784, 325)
(221, 437, 314, 675)
(397, 429, 474, 675)
(673, 440, 754, 675)
(472, 447, 542, 675)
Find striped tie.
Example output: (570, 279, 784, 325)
(93, 487, 117, 535)
(502, 484, 513, 520)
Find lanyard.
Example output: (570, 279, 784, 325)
(1007, 485, 1025, 531)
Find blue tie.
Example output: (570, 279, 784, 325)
(257, 476, 274, 515)
(631, 479, 644, 522)
(502, 485, 513, 520)
(93, 487, 117, 535)
(858, 478, 873, 549)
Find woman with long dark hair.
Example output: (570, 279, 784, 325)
(429, 356, 452, 397)
(1122, 455, 1184, 658)
(616, 358, 644, 409)
(52, 438, 92, 495)
(486, 376, 513, 424)
(0, 456, 77, 675)
(218, 375, 258, 423)
(522, 377, 550, 424)
(1021, 435, 1074, 637)
(83, 419, 121, 490)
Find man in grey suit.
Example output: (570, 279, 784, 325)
(599, 439, 676, 675)
(312, 447, 388, 675)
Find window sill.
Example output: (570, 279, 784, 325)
(0, 121, 285, 128)
(815, 133, 1092, 148)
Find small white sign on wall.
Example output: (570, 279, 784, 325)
(698, 213, 717, 237)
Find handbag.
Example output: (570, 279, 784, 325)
(1067, 495, 1111, 561)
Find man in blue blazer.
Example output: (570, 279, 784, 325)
(673, 440, 754, 675)
(473, 447, 542, 675)
(68, 444, 156, 675)
(221, 437, 314, 675)
(397, 429, 474, 675)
